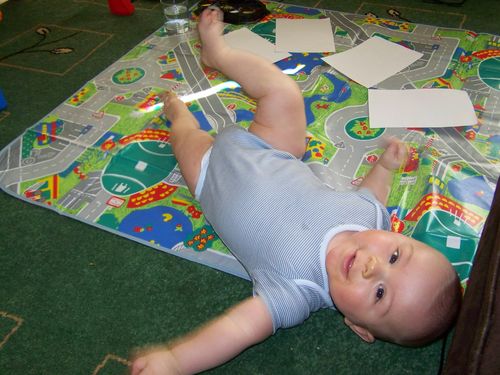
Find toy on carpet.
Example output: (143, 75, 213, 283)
(0, 89, 7, 111)
(107, 0, 135, 16)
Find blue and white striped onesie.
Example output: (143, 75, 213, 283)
(197, 126, 391, 332)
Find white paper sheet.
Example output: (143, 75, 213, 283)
(322, 37, 423, 88)
(223, 28, 291, 63)
(275, 18, 335, 53)
(368, 89, 478, 128)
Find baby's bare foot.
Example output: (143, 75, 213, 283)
(198, 7, 227, 69)
(161, 91, 187, 122)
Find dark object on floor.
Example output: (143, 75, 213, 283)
(443, 181, 500, 374)
(195, 0, 269, 24)
(423, 0, 466, 5)
(387, 8, 411, 22)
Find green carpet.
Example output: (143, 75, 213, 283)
(0, 1, 498, 374)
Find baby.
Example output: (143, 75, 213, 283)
(131, 8, 461, 374)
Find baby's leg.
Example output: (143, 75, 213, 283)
(163, 92, 214, 196)
(199, 8, 306, 157)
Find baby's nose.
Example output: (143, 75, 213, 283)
(362, 256, 379, 278)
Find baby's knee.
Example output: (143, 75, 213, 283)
(263, 76, 301, 105)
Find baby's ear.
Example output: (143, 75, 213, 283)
(344, 317, 375, 343)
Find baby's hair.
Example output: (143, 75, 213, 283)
(396, 270, 463, 347)
(367, 268, 462, 347)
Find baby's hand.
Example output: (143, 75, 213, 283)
(378, 138, 407, 171)
(130, 347, 181, 375)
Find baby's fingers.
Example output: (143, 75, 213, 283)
(130, 357, 147, 375)
(394, 141, 408, 162)
(380, 138, 407, 170)
(160, 91, 174, 104)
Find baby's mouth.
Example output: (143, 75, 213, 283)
(343, 252, 356, 279)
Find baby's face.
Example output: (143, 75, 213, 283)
(326, 230, 453, 342)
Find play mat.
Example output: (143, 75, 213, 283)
(0, 2, 498, 285)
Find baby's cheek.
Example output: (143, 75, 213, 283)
(333, 285, 364, 313)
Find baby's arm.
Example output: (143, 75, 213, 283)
(131, 296, 273, 374)
(358, 138, 407, 206)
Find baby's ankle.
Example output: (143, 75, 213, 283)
(202, 45, 228, 69)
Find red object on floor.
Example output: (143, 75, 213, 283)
(107, 0, 135, 16)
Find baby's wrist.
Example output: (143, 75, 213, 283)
(164, 349, 185, 375)
(376, 159, 395, 172)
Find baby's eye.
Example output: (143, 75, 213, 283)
(375, 285, 385, 301)
(389, 249, 399, 264)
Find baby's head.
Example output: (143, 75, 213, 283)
(326, 230, 462, 346)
